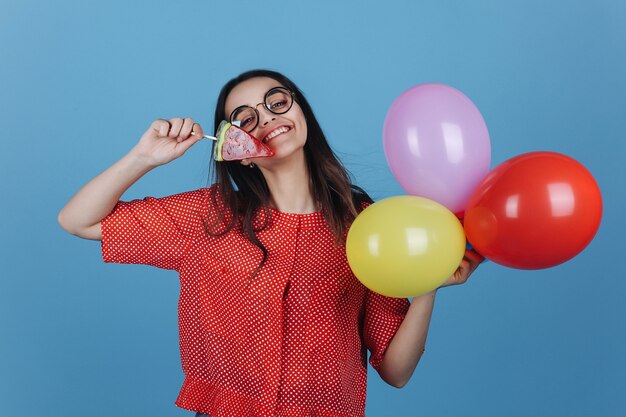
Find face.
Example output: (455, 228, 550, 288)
(224, 77, 308, 165)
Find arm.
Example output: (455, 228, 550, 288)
(376, 250, 483, 388)
(57, 118, 203, 240)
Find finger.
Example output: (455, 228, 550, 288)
(152, 119, 171, 137)
(191, 123, 204, 138)
(169, 118, 184, 140)
(464, 249, 485, 264)
(460, 258, 470, 270)
(462, 252, 482, 277)
(179, 117, 195, 140)
(456, 261, 472, 283)
(175, 133, 202, 155)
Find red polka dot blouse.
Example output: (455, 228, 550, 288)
(101, 186, 410, 417)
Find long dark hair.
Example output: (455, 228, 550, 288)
(205, 69, 372, 275)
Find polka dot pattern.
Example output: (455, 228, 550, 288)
(101, 186, 410, 417)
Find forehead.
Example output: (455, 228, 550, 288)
(225, 77, 286, 116)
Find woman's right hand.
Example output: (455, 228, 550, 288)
(58, 117, 205, 240)
(131, 118, 204, 167)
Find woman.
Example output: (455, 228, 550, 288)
(58, 69, 481, 417)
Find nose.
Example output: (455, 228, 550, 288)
(257, 106, 276, 127)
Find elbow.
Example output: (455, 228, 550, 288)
(394, 378, 409, 389)
(378, 357, 421, 388)
(58, 209, 82, 236)
(378, 365, 413, 389)
(57, 209, 73, 234)
(57, 209, 92, 238)
(385, 375, 409, 389)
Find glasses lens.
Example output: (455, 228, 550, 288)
(230, 107, 258, 132)
(265, 88, 292, 114)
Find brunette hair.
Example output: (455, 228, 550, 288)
(206, 69, 371, 275)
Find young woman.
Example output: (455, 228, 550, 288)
(58, 69, 481, 417)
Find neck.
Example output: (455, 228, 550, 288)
(259, 151, 317, 214)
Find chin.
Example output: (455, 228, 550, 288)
(264, 145, 306, 163)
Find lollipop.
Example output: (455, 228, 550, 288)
(200, 121, 274, 162)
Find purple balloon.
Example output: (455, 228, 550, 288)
(383, 83, 491, 215)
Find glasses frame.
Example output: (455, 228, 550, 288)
(229, 87, 296, 132)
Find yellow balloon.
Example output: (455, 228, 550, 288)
(346, 196, 466, 298)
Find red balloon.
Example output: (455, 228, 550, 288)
(464, 152, 602, 269)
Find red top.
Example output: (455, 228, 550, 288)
(101, 186, 410, 417)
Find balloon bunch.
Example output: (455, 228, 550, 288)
(346, 84, 602, 298)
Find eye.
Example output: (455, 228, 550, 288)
(269, 99, 288, 110)
(240, 116, 255, 127)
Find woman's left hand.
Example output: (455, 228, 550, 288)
(439, 249, 484, 288)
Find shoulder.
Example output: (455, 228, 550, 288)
(351, 185, 374, 212)
(153, 187, 213, 208)
(141, 185, 228, 217)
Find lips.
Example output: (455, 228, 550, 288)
(263, 126, 291, 143)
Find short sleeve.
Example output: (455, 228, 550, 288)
(101, 188, 212, 271)
(363, 290, 410, 371)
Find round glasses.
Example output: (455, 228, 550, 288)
(229, 87, 295, 132)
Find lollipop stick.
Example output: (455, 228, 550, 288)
(192, 132, 217, 141)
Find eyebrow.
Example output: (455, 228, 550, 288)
(227, 85, 286, 114)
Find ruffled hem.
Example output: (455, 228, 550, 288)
(176, 376, 365, 417)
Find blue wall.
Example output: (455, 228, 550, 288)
(1, 1, 625, 416)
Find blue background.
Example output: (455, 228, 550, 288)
(1, 1, 625, 416)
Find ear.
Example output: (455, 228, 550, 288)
(240, 159, 250, 166)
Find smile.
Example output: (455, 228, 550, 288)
(264, 126, 291, 142)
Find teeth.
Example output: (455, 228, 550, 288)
(265, 126, 290, 141)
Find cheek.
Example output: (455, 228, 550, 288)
(300, 123, 308, 143)
(295, 110, 308, 141)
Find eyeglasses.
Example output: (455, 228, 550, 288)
(229, 87, 295, 132)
